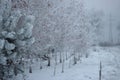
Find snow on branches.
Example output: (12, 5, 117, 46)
(0, 0, 35, 80)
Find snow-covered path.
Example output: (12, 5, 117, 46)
(27, 47, 119, 80)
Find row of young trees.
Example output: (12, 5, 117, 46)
(29, 0, 89, 66)
(28, 0, 104, 74)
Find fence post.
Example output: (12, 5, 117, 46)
(99, 61, 102, 80)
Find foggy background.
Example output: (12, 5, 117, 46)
(84, 0, 120, 44)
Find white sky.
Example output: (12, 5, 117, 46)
(84, 0, 120, 14)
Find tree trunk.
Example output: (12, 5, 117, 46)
(61, 55, 65, 73)
(48, 57, 50, 66)
(66, 52, 68, 60)
(14, 66, 17, 76)
(29, 66, 32, 73)
(73, 52, 77, 65)
(40, 58, 42, 69)
(69, 58, 71, 68)
(60, 52, 62, 63)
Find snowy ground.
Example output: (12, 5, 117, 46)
(27, 46, 120, 80)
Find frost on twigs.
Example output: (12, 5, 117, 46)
(0, 39, 5, 49)
(0, 1, 35, 79)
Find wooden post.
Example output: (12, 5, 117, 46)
(99, 61, 102, 80)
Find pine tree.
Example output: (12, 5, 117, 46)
(0, 0, 35, 80)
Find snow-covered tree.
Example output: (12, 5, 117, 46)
(29, 0, 90, 65)
(0, 0, 35, 80)
(86, 10, 104, 46)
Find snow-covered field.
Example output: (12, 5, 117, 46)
(27, 46, 120, 80)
